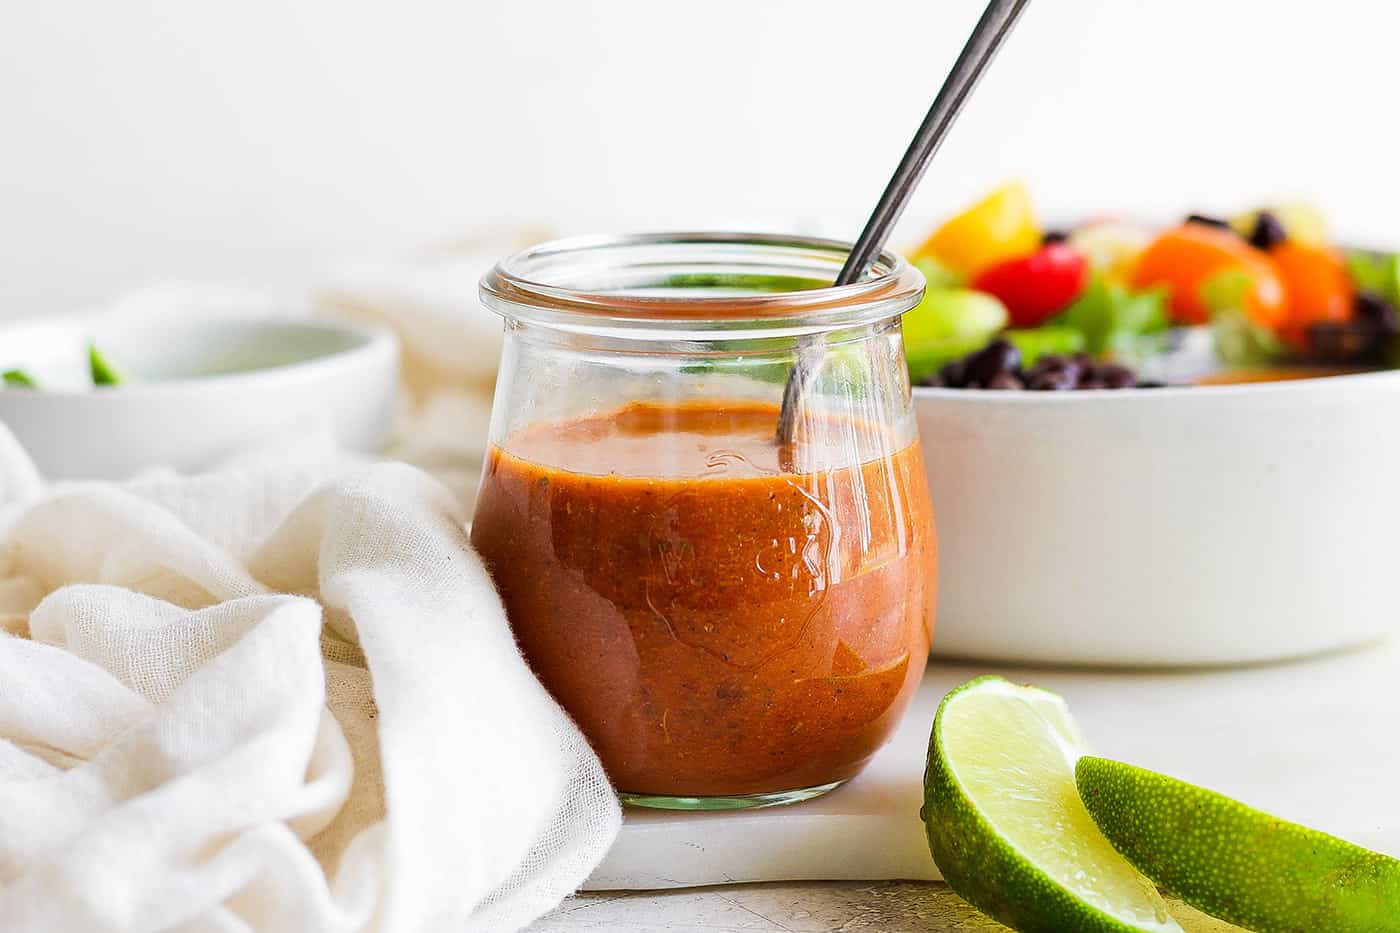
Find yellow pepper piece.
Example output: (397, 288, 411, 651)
(912, 181, 1041, 278)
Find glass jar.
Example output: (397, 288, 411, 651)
(473, 232, 935, 810)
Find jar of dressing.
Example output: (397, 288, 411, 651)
(473, 232, 935, 809)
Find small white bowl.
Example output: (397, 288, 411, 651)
(915, 372, 1400, 667)
(0, 315, 399, 480)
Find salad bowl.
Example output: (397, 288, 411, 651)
(900, 184, 1400, 665)
(915, 371, 1400, 666)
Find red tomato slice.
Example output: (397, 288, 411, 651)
(971, 243, 1091, 328)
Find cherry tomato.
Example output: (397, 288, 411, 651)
(971, 243, 1091, 328)
(1130, 224, 1288, 327)
(913, 181, 1041, 278)
(1268, 242, 1354, 347)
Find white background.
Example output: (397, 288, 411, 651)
(3, 0, 1397, 316)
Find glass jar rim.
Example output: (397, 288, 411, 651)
(479, 231, 926, 338)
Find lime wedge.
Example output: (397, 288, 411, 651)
(1077, 757, 1400, 933)
(922, 676, 1180, 932)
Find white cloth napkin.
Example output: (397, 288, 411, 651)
(0, 253, 622, 932)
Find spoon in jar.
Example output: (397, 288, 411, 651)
(776, 0, 1033, 452)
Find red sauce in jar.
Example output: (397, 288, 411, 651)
(471, 400, 935, 798)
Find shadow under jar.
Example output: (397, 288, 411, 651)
(473, 233, 936, 810)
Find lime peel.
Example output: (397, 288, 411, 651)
(923, 676, 1181, 933)
(1077, 756, 1400, 933)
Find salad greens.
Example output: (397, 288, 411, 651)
(901, 271, 1168, 380)
(1, 345, 128, 391)
(1003, 327, 1086, 365)
(1055, 277, 1169, 359)
(903, 184, 1400, 389)
(1346, 250, 1400, 307)
(88, 344, 126, 386)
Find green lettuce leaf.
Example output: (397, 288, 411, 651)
(1004, 327, 1086, 366)
(1054, 277, 1169, 359)
(1345, 249, 1400, 306)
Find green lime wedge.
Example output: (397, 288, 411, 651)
(1077, 757, 1400, 933)
(923, 676, 1181, 933)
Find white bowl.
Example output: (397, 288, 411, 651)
(915, 372, 1400, 666)
(0, 315, 399, 480)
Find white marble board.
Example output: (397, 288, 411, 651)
(586, 639, 1400, 890)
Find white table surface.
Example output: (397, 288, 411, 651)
(536, 638, 1400, 928)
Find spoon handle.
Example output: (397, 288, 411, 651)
(778, 0, 1033, 452)
(836, 0, 1031, 286)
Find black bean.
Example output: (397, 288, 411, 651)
(930, 345, 1149, 390)
(938, 357, 969, 388)
(1035, 355, 1082, 384)
(1307, 322, 1381, 363)
(1100, 364, 1136, 388)
(986, 371, 1025, 390)
(1186, 213, 1232, 231)
(964, 339, 1022, 387)
(1355, 292, 1400, 334)
(1028, 370, 1077, 391)
(1248, 210, 1288, 250)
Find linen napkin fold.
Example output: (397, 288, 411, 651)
(0, 438, 620, 931)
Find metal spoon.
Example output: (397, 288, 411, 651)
(776, 0, 1033, 452)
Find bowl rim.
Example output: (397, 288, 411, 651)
(0, 315, 399, 400)
(911, 364, 1400, 404)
